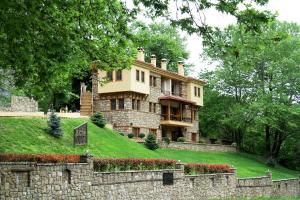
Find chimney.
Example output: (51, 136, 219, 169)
(161, 58, 167, 70)
(137, 47, 144, 61)
(177, 61, 185, 76)
(151, 54, 156, 67)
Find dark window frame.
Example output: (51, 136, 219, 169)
(116, 70, 122, 81)
(107, 71, 113, 81)
(136, 70, 140, 81)
(141, 71, 145, 82)
(137, 100, 141, 110)
(118, 98, 124, 110)
(110, 99, 116, 110)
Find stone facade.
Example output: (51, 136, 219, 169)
(0, 159, 299, 199)
(161, 142, 237, 153)
(0, 96, 38, 112)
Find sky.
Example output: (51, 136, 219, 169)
(186, 0, 300, 75)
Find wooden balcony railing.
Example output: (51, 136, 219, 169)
(161, 114, 192, 123)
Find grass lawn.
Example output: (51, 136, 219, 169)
(0, 117, 299, 180)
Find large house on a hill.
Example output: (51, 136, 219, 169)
(82, 48, 205, 142)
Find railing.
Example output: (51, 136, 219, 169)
(161, 114, 192, 123)
(161, 90, 187, 98)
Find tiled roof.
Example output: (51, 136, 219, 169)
(159, 95, 196, 105)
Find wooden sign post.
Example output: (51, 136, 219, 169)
(74, 123, 88, 146)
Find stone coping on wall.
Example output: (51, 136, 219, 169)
(94, 169, 182, 174)
(162, 141, 237, 152)
(0, 112, 88, 118)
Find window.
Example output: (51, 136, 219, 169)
(150, 76, 157, 87)
(116, 70, 122, 81)
(110, 99, 116, 110)
(149, 129, 157, 136)
(136, 70, 140, 81)
(153, 103, 156, 113)
(149, 102, 152, 112)
(132, 127, 140, 138)
(141, 71, 145, 82)
(118, 99, 124, 110)
(137, 100, 140, 110)
(194, 86, 201, 97)
(107, 71, 113, 81)
(132, 99, 136, 110)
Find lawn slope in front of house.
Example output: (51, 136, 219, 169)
(0, 117, 298, 180)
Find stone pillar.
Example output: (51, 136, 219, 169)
(266, 170, 272, 179)
(91, 64, 99, 113)
(80, 152, 93, 169)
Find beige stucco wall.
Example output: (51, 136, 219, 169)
(187, 82, 203, 106)
(98, 65, 150, 95)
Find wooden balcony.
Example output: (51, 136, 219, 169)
(160, 114, 193, 127)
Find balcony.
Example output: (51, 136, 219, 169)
(160, 114, 193, 127)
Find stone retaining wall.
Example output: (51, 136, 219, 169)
(161, 142, 237, 152)
(0, 159, 299, 199)
(0, 96, 38, 112)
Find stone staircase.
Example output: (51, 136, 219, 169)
(80, 91, 92, 116)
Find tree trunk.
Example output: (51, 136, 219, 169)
(265, 125, 271, 157)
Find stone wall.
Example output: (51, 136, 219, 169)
(0, 96, 38, 112)
(162, 142, 238, 153)
(0, 160, 299, 199)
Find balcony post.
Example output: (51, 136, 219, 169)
(168, 101, 170, 120)
(191, 106, 193, 123)
(180, 104, 183, 121)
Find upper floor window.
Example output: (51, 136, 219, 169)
(150, 76, 157, 87)
(136, 70, 140, 81)
(116, 70, 122, 81)
(107, 71, 113, 81)
(132, 99, 136, 110)
(153, 103, 156, 113)
(149, 102, 152, 112)
(110, 99, 116, 110)
(194, 86, 201, 97)
(137, 100, 141, 110)
(141, 71, 145, 82)
(118, 98, 124, 109)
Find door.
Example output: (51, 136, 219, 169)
(192, 133, 197, 142)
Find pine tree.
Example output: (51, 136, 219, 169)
(145, 133, 159, 150)
(47, 110, 63, 137)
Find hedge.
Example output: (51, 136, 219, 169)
(184, 163, 233, 174)
(0, 153, 81, 163)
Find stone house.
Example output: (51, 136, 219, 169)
(87, 48, 205, 142)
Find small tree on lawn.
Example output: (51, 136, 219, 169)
(145, 133, 159, 150)
(47, 110, 63, 137)
(90, 112, 106, 128)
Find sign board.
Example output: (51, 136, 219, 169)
(163, 172, 174, 185)
(74, 123, 88, 146)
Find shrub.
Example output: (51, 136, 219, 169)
(145, 133, 159, 150)
(139, 133, 145, 138)
(198, 139, 206, 144)
(47, 110, 63, 137)
(184, 163, 233, 175)
(0, 153, 81, 163)
(162, 137, 170, 144)
(177, 137, 185, 142)
(128, 133, 134, 138)
(266, 157, 276, 168)
(119, 132, 125, 136)
(93, 158, 176, 172)
(90, 112, 106, 128)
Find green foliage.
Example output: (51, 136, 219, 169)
(177, 137, 185, 142)
(0, 0, 136, 111)
(138, 133, 145, 138)
(90, 112, 106, 128)
(162, 137, 170, 144)
(127, 133, 134, 139)
(132, 22, 191, 73)
(145, 133, 159, 150)
(47, 111, 63, 138)
(200, 20, 300, 170)
(119, 132, 125, 136)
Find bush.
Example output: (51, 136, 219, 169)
(145, 133, 159, 150)
(0, 153, 81, 163)
(184, 163, 233, 175)
(266, 157, 276, 168)
(177, 137, 185, 142)
(128, 133, 134, 138)
(119, 132, 125, 136)
(198, 139, 206, 144)
(93, 158, 176, 172)
(162, 137, 170, 144)
(47, 110, 63, 137)
(139, 133, 145, 138)
(90, 112, 106, 128)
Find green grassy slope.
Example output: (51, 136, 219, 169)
(0, 117, 298, 180)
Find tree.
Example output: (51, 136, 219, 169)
(145, 133, 159, 150)
(0, 0, 136, 111)
(133, 0, 274, 39)
(132, 22, 191, 73)
(47, 110, 63, 137)
(201, 21, 300, 167)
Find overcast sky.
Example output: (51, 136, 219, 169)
(186, 0, 300, 75)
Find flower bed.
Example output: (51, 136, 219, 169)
(0, 153, 81, 163)
(184, 163, 233, 174)
(93, 158, 177, 172)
